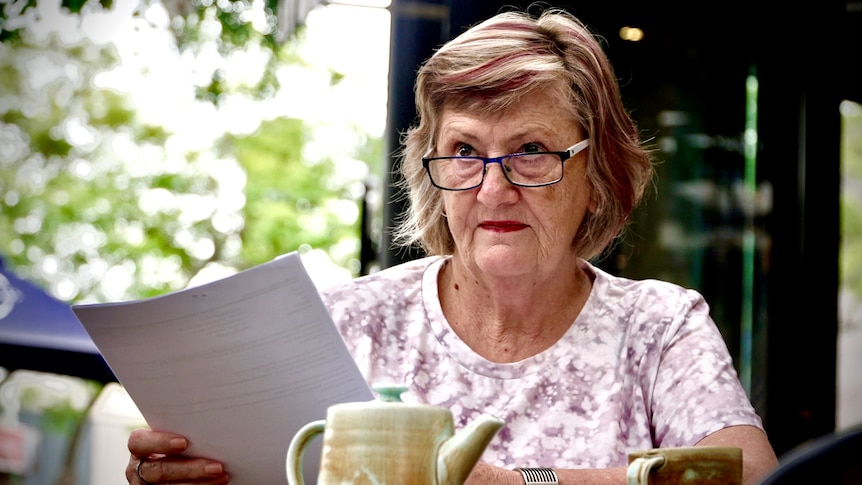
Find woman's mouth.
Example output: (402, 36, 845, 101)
(479, 221, 527, 233)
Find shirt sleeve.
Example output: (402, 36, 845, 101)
(644, 289, 763, 447)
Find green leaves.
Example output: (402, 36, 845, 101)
(841, 102, 862, 299)
(0, 0, 379, 303)
(232, 117, 362, 269)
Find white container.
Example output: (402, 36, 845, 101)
(85, 382, 148, 485)
(0, 369, 99, 483)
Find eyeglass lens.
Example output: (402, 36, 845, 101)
(428, 153, 563, 190)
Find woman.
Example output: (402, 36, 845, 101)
(128, 8, 778, 485)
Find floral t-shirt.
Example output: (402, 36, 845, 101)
(320, 255, 763, 469)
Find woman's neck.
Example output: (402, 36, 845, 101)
(438, 256, 593, 363)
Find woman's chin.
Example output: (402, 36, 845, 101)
(472, 245, 535, 277)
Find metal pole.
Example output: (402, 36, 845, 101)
(379, 0, 449, 268)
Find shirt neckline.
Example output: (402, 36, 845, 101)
(420, 256, 600, 379)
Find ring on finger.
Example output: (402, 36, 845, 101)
(136, 457, 156, 485)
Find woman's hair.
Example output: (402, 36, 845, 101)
(391, 7, 653, 261)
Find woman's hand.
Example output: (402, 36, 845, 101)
(126, 428, 230, 484)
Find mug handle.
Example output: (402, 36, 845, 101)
(626, 454, 666, 485)
(286, 419, 326, 485)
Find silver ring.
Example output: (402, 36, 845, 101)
(136, 457, 155, 485)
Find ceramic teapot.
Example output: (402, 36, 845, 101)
(285, 386, 504, 485)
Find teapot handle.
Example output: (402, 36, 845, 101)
(286, 419, 325, 485)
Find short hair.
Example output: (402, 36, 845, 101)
(391, 8, 653, 261)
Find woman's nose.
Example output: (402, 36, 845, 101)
(482, 160, 510, 185)
(477, 161, 519, 202)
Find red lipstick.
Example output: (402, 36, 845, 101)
(479, 221, 527, 233)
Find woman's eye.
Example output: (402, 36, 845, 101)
(522, 142, 543, 153)
(457, 145, 475, 156)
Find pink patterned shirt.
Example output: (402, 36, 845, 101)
(320, 255, 763, 469)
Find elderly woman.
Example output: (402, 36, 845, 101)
(127, 8, 778, 485)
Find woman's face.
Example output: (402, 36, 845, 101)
(436, 90, 592, 279)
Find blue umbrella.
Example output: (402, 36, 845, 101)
(0, 256, 97, 354)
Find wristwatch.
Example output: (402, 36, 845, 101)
(514, 467, 559, 485)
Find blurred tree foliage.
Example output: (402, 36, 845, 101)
(231, 116, 365, 268)
(0, 0, 378, 303)
(841, 101, 862, 302)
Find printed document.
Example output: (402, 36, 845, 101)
(72, 252, 374, 484)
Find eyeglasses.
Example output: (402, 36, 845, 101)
(422, 139, 589, 191)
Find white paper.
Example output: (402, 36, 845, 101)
(72, 252, 374, 484)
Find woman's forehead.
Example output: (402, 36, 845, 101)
(436, 92, 580, 140)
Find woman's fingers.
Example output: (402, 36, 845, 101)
(128, 455, 229, 484)
(125, 428, 229, 484)
(128, 428, 189, 456)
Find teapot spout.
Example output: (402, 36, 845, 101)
(437, 414, 504, 485)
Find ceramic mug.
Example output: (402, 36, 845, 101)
(626, 446, 742, 485)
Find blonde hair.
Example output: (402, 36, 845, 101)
(392, 8, 653, 261)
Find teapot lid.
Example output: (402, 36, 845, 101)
(374, 385, 408, 402)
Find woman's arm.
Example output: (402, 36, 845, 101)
(467, 463, 625, 484)
(697, 424, 778, 485)
(467, 425, 777, 485)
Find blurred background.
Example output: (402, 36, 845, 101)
(0, 0, 860, 483)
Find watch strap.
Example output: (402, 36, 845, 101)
(515, 467, 559, 485)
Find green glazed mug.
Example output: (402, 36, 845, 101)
(626, 446, 743, 485)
